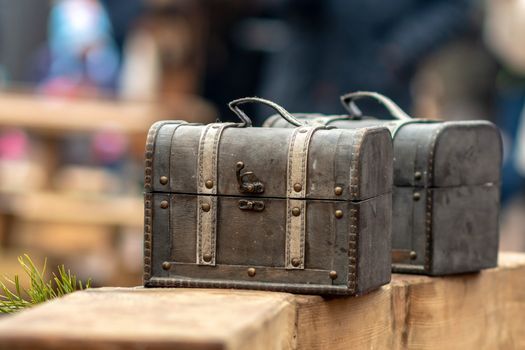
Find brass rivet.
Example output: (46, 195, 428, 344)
(205, 180, 214, 189)
(410, 251, 417, 260)
(329, 270, 338, 280)
(292, 207, 301, 216)
(334, 186, 343, 196)
(162, 261, 171, 270)
(201, 203, 211, 212)
(160, 200, 169, 209)
(335, 210, 343, 219)
(203, 253, 212, 262)
(291, 258, 301, 267)
(413, 192, 421, 201)
(414, 171, 422, 181)
(247, 267, 256, 277)
(160, 176, 168, 185)
(293, 183, 302, 192)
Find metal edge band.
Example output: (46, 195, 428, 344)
(196, 123, 233, 266)
(145, 277, 353, 296)
(285, 126, 323, 270)
(349, 129, 367, 201)
(144, 121, 183, 192)
(144, 120, 185, 283)
(347, 129, 367, 292)
(348, 207, 359, 293)
(143, 193, 153, 282)
(423, 125, 445, 272)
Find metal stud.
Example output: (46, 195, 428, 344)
(293, 183, 302, 192)
(205, 180, 214, 189)
(329, 270, 338, 280)
(247, 267, 256, 277)
(335, 210, 343, 219)
(334, 186, 343, 196)
(203, 253, 212, 262)
(292, 207, 301, 216)
(291, 258, 301, 267)
(414, 171, 422, 181)
(160, 200, 169, 209)
(201, 203, 211, 212)
(162, 261, 172, 270)
(160, 176, 169, 185)
(410, 251, 417, 260)
(413, 192, 421, 201)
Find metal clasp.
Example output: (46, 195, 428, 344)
(236, 161, 264, 194)
(238, 199, 265, 212)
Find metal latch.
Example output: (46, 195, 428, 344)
(238, 199, 265, 212)
(236, 161, 264, 194)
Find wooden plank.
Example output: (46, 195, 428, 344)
(0, 92, 215, 135)
(0, 288, 296, 350)
(0, 253, 524, 349)
(294, 252, 525, 350)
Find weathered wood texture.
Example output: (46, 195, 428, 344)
(1, 252, 524, 350)
(0, 288, 297, 350)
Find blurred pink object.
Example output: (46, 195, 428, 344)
(0, 129, 29, 160)
(92, 130, 128, 164)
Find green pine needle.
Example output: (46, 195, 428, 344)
(0, 254, 91, 314)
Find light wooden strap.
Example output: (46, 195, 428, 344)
(196, 195, 218, 265)
(285, 126, 324, 270)
(196, 123, 233, 266)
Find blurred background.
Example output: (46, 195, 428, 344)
(0, 0, 523, 286)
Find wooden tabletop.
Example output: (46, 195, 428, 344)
(0, 252, 524, 350)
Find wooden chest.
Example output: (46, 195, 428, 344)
(143, 97, 393, 295)
(264, 92, 502, 275)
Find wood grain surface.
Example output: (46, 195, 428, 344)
(0, 252, 524, 350)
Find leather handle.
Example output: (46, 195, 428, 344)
(340, 91, 412, 120)
(228, 97, 304, 127)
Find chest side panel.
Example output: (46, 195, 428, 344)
(430, 184, 500, 275)
(432, 121, 502, 187)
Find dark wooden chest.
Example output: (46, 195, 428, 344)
(143, 97, 393, 295)
(264, 92, 502, 275)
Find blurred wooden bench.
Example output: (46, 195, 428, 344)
(0, 92, 215, 134)
(0, 252, 523, 350)
(0, 91, 216, 285)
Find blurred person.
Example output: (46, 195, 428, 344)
(484, 0, 525, 205)
(255, 0, 473, 123)
(40, 0, 120, 96)
(38, 0, 134, 180)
